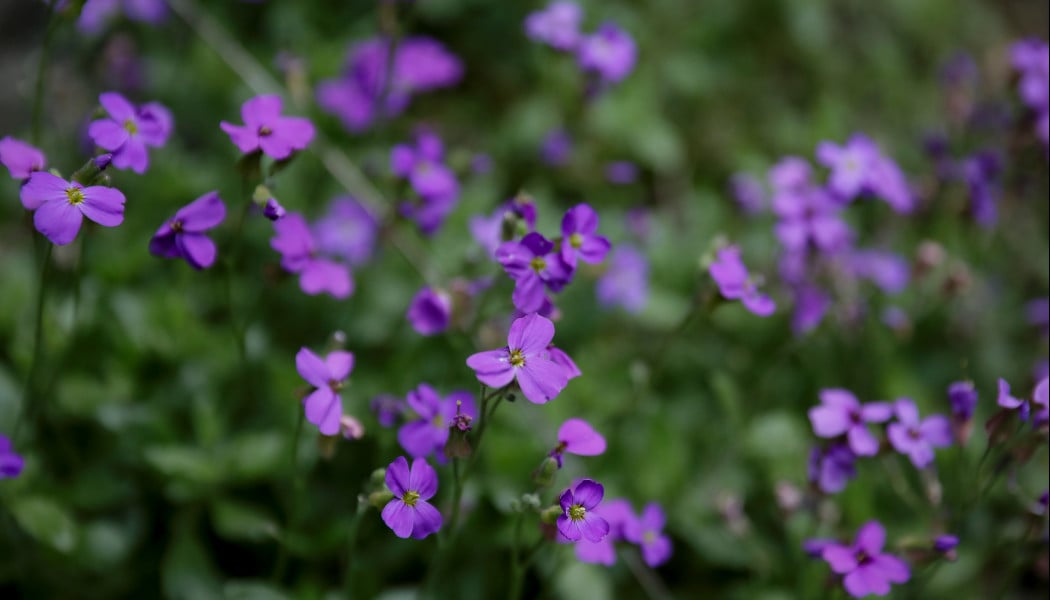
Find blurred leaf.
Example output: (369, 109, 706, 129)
(9, 495, 78, 554)
(211, 498, 279, 543)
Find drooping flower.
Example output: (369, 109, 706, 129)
(312, 196, 378, 265)
(220, 95, 315, 160)
(525, 1, 583, 51)
(596, 245, 649, 313)
(465, 313, 569, 404)
(709, 245, 776, 317)
(0, 434, 25, 479)
(0, 136, 46, 179)
(549, 418, 606, 467)
(87, 92, 171, 174)
(497, 232, 572, 314)
(149, 191, 226, 270)
(808, 442, 857, 494)
(576, 23, 636, 84)
(295, 346, 354, 436)
(560, 203, 611, 267)
(381, 456, 443, 539)
(396, 384, 476, 460)
(820, 521, 910, 597)
(886, 398, 952, 468)
(406, 287, 453, 336)
(624, 502, 672, 567)
(557, 479, 610, 542)
(270, 213, 353, 298)
(19, 172, 125, 245)
(808, 389, 893, 456)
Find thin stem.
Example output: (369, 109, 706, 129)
(272, 407, 306, 582)
(31, 1, 57, 146)
(14, 244, 53, 442)
(508, 513, 525, 600)
(445, 458, 465, 534)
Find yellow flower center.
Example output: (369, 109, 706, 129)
(65, 187, 85, 205)
(328, 379, 343, 391)
(403, 490, 421, 507)
(509, 349, 525, 368)
(529, 256, 547, 273)
(431, 414, 446, 429)
(569, 233, 583, 249)
(568, 503, 586, 522)
(644, 531, 656, 545)
(123, 119, 138, 135)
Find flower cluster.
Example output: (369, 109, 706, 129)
(391, 129, 460, 234)
(526, 2, 637, 86)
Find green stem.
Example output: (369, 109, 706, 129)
(445, 458, 465, 534)
(14, 244, 53, 442)
(272, 407, 305, 582)
(30, 1, 57, 146)
(508, 513, 525, 600)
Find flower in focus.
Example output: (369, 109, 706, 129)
(624, 502, 672, 567)
(88, 92, 171, 173)
(270, 213, 354, 298)
(149, 191, 226, 270)
(497, 232, 572, 314)
(548, 345, 581, 380)
(886, 398, 952, 468)
(820, 521, 910, 597)
(466, 313, 569, 404)
(406, 287, 453, 336)
(381, 456, 443, 539)
(808, 389, 892, 456)
(525, 1, 582, 51)
(557, 479, 610, 542)
(20, 172, 125, 245)
(0, 136, 46, 179)
(549, 418, 606, 467)
(560, 203, 611, 267)
(396, 384, 476, 460)
(221, 94, 315, 160)
(596, 245, 649, 313)
(709, 245, 776, 317)
(577, 23, 636, 84)
(296, 346, 354, 435)
(0, 434, 25, 480)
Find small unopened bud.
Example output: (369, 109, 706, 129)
(531, 456, 559, 488)
(94, 153, 112, 171)
(263, 197, 286, 221)
(368, 490, 394, 509)
(540, 505, 562, 525)
(340, 415, 365, 440)
(521, 493, 541, 511)
(369, 468, 387, 488)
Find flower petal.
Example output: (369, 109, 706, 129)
(855, 520, 886, 554)
(324, 351, 354, 381)
(517, 358, 568, 404)
(175, 233, 217, 270)
(821, 544, 857, 574)
(381, 499, 414, 538)
(556, 515, 581, 541)
(385, 456, 410, 497)
(466, 350, 515, 388)
(303, 388, 342, 435)
(295, 347, 330, 388)
(34, 199, 84, 246)
(558, 418, 606, 456)
(573, 479, 605, 509)
(99, 91, 136, 121)
(176, 191, 226, 231)
(80, 186, 126, 227)
(220, 122, 259, 154)
(242, 94, 284, 128)
(578, 513, 610, 542)
(509, 313, 555, 355)
(409, 457, 439, 500)
(88, 119, 130, 151)
(397, 420, 442, 458)
(20, 172, 69, 210)
(410, 500, 443, 539)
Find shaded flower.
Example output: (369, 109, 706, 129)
(596, 245, 649, 313)
(577, 23, 636, 84)
(221, 94, 315, 160)
(370, 394, 405, 428)
(396, 384, 476, 460)
(820, 521, 910, 597)
(729, 172, 765, 214)
(466, 313, 569, 404)
(270, 213, 354, 298)
(792, 285, 831, 334)
(525, 1, 582, 51)
(549, 418, 605, 467)
(808, 389, 892, 456)
(567, 498, 634, 566)
(381, 456, 443, 539)
(0, 434, 25, 479)
(808, 442, 857, 494)
(0, 136, 46, 179)
(709, 245, 775, 316)
(497, 232, 572, 314)
(77, 0, 168, 34)
(296, 346, 354, 435)
(947, 381, 978, 421)
(20, 172, 125, 245)
(560, 203, 611, 267)
(149, 191, 226, 270)
(391, 131, 460, 234)
(87, 92, 171, 173)
(557, 479, 610, 542)
(624, 502, 672, 567)
(541, 128, 572, 166)
(886, 398, 952, 468)
(312, 196, 378, 264)
(848, 250, 910, 294)
(773, 186, 852, 253)
(263, 197, 286, 221)
(406, 287, 453, 336)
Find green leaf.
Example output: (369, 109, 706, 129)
(10, 496, 78, 553)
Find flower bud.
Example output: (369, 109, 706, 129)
(540, 505, 562, 525)
(531, 456, 559, 488)
(369, 489, 394, 509)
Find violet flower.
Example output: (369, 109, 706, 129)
(1034, 377, 1049, 426)
(525, 1, 582, 51)
(808, 442, 857, 494)
(541, 128, 572, 166)
(391, 131, 460, 234)
(886, 398, 952, 468)
(808, 389, 892, 456)
(605, 161, 638, 184)
(709, 245, 776, 317)
(773, 186, 852, 253)
(271, 213, 353, 299)
(149, 191, 226, 270)
(396, 384, 476, 460)
(497, 232, 572, 314)
(77, 0, 168, 34)
(548, 345, 582, 380)
(549, 418, 606, 467)
(381, 456, 443, 539)
(0, 434, 25, 479)
(370, 394, 405, 428)
(817, 134, 881, 202)
(263, 197, 286, 221)
(406, 287, 453, 336)
(624, 502, 673, 567)
(466, 313, 569, 404)
(947, 381, 978, 421)
(296, 346, 354, 435)
(312, 196, 378, 265)
(557, 479, 610, 542)
(577, 23, 636, 84)
(820, 521, 910, 597)
(20, 172, 125, 246)
(560, 203, 611, 267)
(729, 172, 765, 214)
(0, 136, 46, 179)
(221, 94, 315, 160)
(997, 378, 1030, 421)
(596, 245, 649, 313)
(568, 498, 634, 566)
(87, 92, 171, 174)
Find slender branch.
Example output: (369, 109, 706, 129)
(14, 244, 54, 442)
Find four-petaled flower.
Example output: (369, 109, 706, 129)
(397, 384, 476, 460)
(624, 502, 673, 567)
(221, 95, 315, 160)
(886, 398, 951, 468)
(497, 232, 572, 314)
(560, 203, 611, 267)
(271, 213, 354, 299)
(20, 172, 125, 246)
(820, 521, 910, 598)
(149, 191, 226, 270)
(709, 245, 776, 317)
(808, 389, 892, 456)
(296, 346, 354, 435)
(557, 478, 610, 542)
(466, 313, 569, 404)
(88, 92, 171, 174)
(381, 456, 443, 539)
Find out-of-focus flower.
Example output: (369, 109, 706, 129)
(541, 128, 572, 166)
(270, 213, 353, 298)
(525, 1, 583, 51)
(0, 435, 25, 479)
(624, 502, 672, 567)
(221, 95, 314, 160)
(88, 92, 171, 174)
(406, 287, 453, 336)
(605, 161, 638, 184)
(886, 398, 952, 468)
(396, 384, 476, 460)
(0, 137, 46, 179)
(729, 172, 765, 214)
(709, 245, 775, 316)
(577, 23, 636, 84)
(809, 389, 893, 456)
(820, 521, 910, 597)
(312, 196, 378, 265)
(549, 418, 606, 467)
(808, 443, 857, 494)
(296, 346, 354, 435)
(391, 130, 460, 234)
(77, 0, 168, 34)
(560, 203, 611, 267)
(149, 191, 226, 270)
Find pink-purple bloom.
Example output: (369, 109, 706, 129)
(391, 131, 460, 234)
(77, 0, 168, 34)
(624, 502, 672, 567)
(87, 92, 171, 174)
(560, 204, 611, 267)
(808, 389, 893, 456)
(549, 418, 606, 467)
(709, 246, 776, 317)
(525, 1, 583, 51)
(20, 172, 125, 245)
(406, 287, 452, 336)
(577, 23, 637, 84)
(820, 521, 910, 597)
(563, 498, 634, 566)
(220, 95, 315, 160)
(596, 245, 649, 313)
(948, 381, 978, 421)
(729, 172, 765, 214)
(886, 398, 952, 468)
(0, 136, 46, 179)
(396, 384, 476, 460)
(997, 378, 1029, 421)
(312, 196, 378, 265)
(296, 346, 354, 436)
(381, 456, 443, 539)
(270, 213, 354, 299)
(808, 442, 857, 494)
(816, 134, 914, 213)
(0, 434, 24, 479)
(1011, 38, 1049, 148)
(149, 191, 226, 270)
(557, 479, 610, 542)
(465, 313, 570, 404)
(497, 232, 572, 314)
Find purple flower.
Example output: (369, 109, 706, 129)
(149, 191, 226, 270)
(87, 92, 171, 174)
(77, 0, 168, 34)
(340, 414, 365, 440)
(220, 95, 315, 160)
(550, 418, 606, 467)
(541, 128, 572, 166)
(263, 197, 286, 221)
(596, 245, 649, 313)
(397, 384, 476, 460)
(792, 285, 831, 334)
(560, 203, 611, 267)
(0, 434, 25, 479)
(19, 172, 125, 246)
(548, 345, 581, 380)
(557, 479, 610, 542)
(497, 232, 572, 314)
(271, 213, 353, 299)
(947, 381, 978, 421)
(624, 502, 672, 567)
(370, 394, 405, 428)
(773, 186, 852, 253)
(0, 136, 46, 179)
(933, 534, 959, 553)
(808, 442, 857, 494)
(525, 1, 582, 51)
(729, 172, 765, 214)
(886, 398, 952, 468)
(312, 196, 378, 265)
(577, 23, 637, 84)
(769, 156, 812, 194)
(960, 151, 1002, 227)
(803, 538, 837, 558)
(1034, 377, 1049, 426)
(406, 287, 453, 336)
(997, 378, 1029, 421)
(821, 521, 910, 597)
(605, 161, 638, 184)
(848, 250, 910, 294)
(391, 131, 460, 234)
(1011, 39, 1049, 132)
(296, 347, 354, 435)
(466, 313, 569, 404)
(568, 498, 634, 566)
(808, 389, 892, 456)
(709, 246, 775, 317)
(381, 456, 443, 539)
(817, 135, 881, 201)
